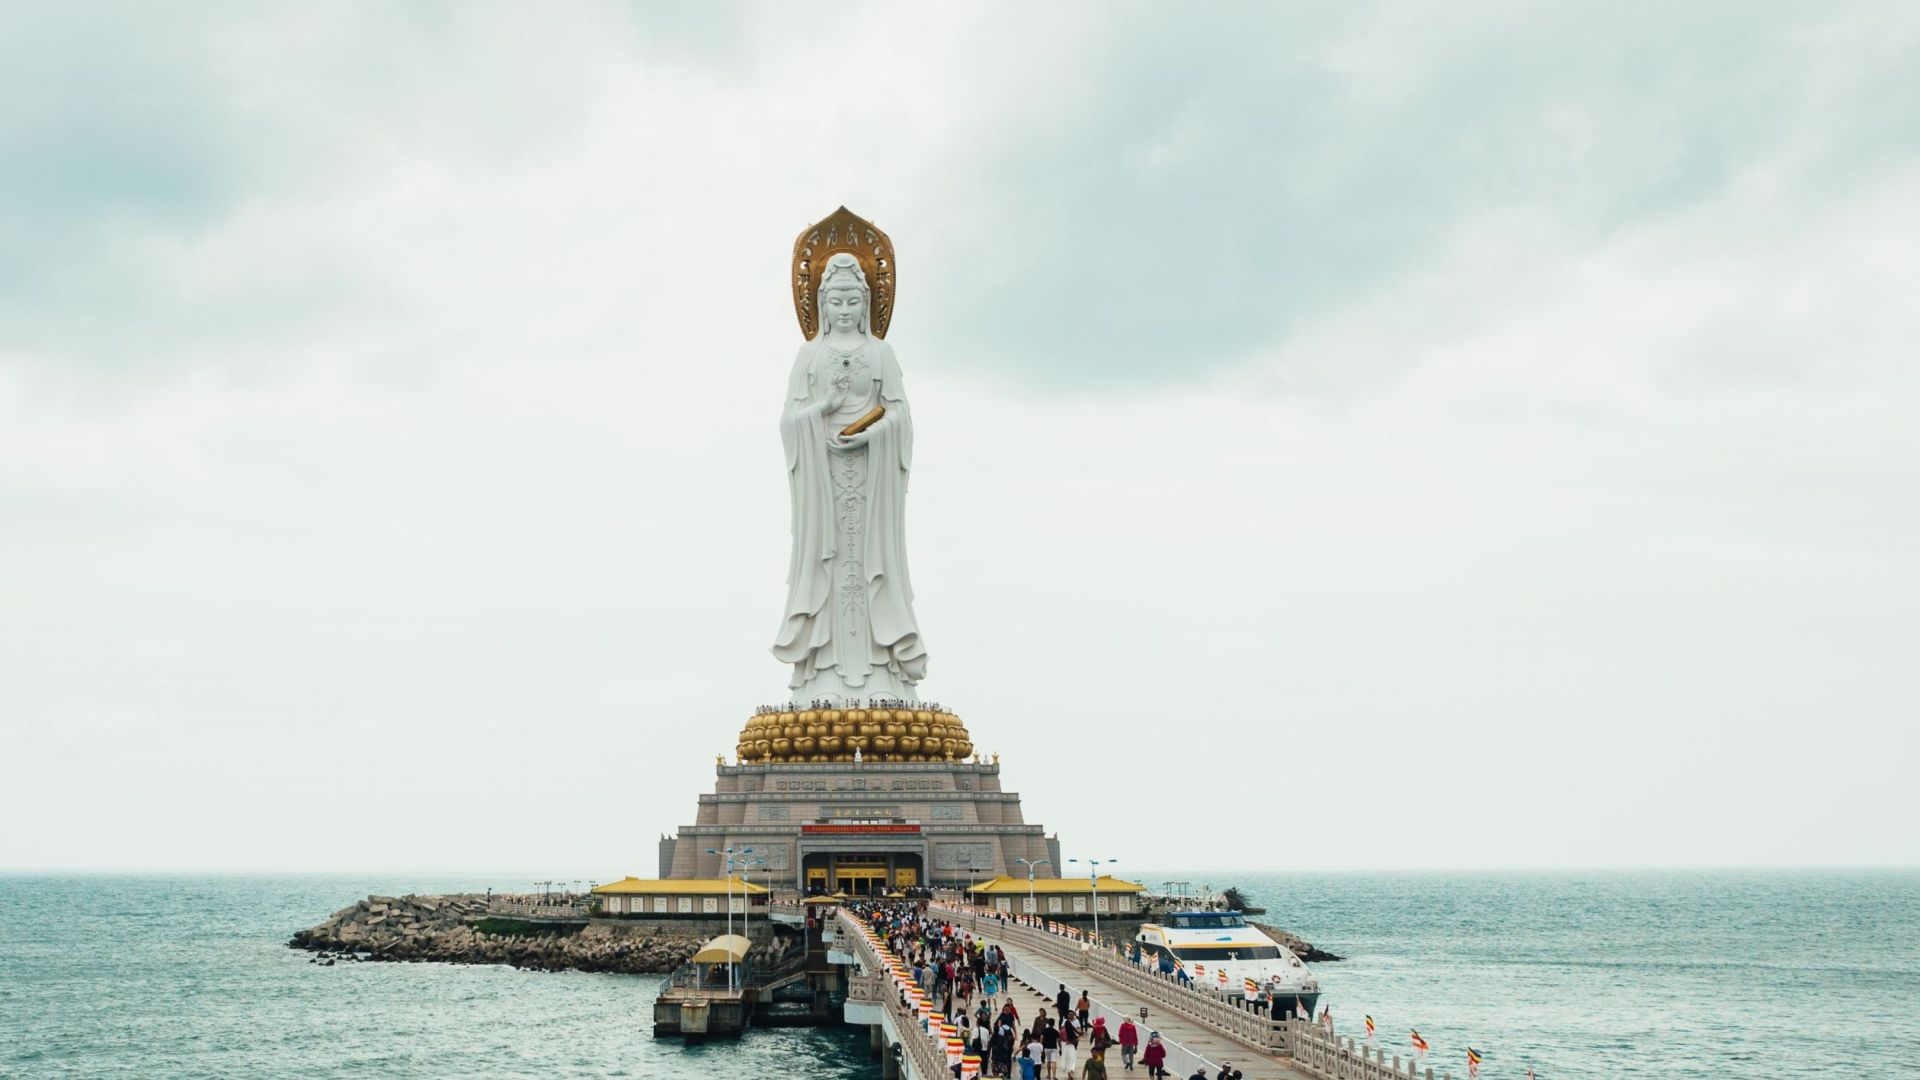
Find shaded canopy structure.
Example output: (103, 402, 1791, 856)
(691, 934, 753, 964)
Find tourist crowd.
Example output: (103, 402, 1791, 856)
(850, 899, 1254, 1080)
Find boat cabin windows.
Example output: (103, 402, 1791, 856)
(1166, 912, 1247, 929)
(1171, 944, 1283, 961)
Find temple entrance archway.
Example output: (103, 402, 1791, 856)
(799, 851, 924, 894)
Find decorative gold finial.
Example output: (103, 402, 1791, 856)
(792, 207, 896, 340)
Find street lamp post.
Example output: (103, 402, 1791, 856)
(705, 846, 755, 992)
(737, 854, 766, 962)
(1068, 857, 1119, 942)
(1015, 857, 1050, 921)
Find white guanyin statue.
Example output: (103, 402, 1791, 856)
(772, 209, 927, 704)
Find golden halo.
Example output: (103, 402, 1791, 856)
(791, 206, 895, 340)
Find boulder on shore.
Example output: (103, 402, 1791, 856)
(1252, 921, 1344, 963)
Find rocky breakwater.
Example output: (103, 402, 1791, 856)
(1253, 922, 1343, 963)
(289, 894, 729, 974)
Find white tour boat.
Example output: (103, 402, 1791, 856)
(1133, 909, 1320, 1017)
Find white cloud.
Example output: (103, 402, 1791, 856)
(1, 2, 1916, 873)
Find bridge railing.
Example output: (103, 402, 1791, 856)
(1288, 1020, 1449, 1080)
(932, 902, 1290, 1055)
(835, 910, 960, 1080)
(932, 903, 1459, 1080)
(486, 900, 589, 919)
(847, 971, 890, 1004)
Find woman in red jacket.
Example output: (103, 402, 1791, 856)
(1141, 1032, 1168, 1078)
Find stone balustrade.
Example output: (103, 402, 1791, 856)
(932, 902, 1290, 1053)
(1288, 1021, 1448, 1080)
(929, 902, 1463, 1080)
(486, 900, 589, 919)
(847, 972, 889, 1004)
(836, 909, 966, 1080)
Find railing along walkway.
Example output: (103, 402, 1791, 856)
(941, 910, 1303, 1080)
(935, 903, 1457, 1080)
(485, 900, 589, 919)
(837, 910, 961, 1080)
(934, 903, 1291, 1051)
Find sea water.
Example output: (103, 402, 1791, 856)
(1179, 870, 1920, 1079)
(1, 871, 1914, 1078)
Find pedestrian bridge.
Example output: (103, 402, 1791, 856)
(833, 906, 1468, 1080)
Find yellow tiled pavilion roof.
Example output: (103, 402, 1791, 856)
(966, 874, 1143, 895)
(591, 876, 768, 896)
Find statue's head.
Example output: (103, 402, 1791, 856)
(817, 252, 870, 337)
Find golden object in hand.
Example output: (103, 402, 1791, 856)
(840, 405, 885, 437)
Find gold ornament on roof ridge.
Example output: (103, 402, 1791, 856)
(792, 206, 896, 340)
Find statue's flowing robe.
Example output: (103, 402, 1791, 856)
(773, 337, 927, 697)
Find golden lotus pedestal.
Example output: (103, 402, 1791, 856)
(734, 707, 976, 766)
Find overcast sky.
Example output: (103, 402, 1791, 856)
(3, 3, 1917, 875)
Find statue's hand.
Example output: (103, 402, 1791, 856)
(830, 430, 872, 453)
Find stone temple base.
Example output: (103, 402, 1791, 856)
(660, 746, 1060, 893)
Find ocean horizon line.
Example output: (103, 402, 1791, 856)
(4, 863, 1916, 878)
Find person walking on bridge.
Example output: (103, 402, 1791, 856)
(1090, 1017, 1112, 1059)
(1059, 1013, 1081, 1080)
(1116, 1017, 1138, 1071)
(1141, 1033, 1167, 1079)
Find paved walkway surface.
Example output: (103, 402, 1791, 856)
(965, 924, 1312, 1080)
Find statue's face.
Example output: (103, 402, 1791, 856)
(823, 285, 865, 334)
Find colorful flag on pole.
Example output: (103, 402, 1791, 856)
(1468, 1047, 1483, 1077)
(1193, 962, 1205, 978)
(1244, 977, 1260, 995)
(1411, 1030, 1430, 1057)
(1218, 970, 1228, 987)
(1364, 1015, 1375, 1039)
